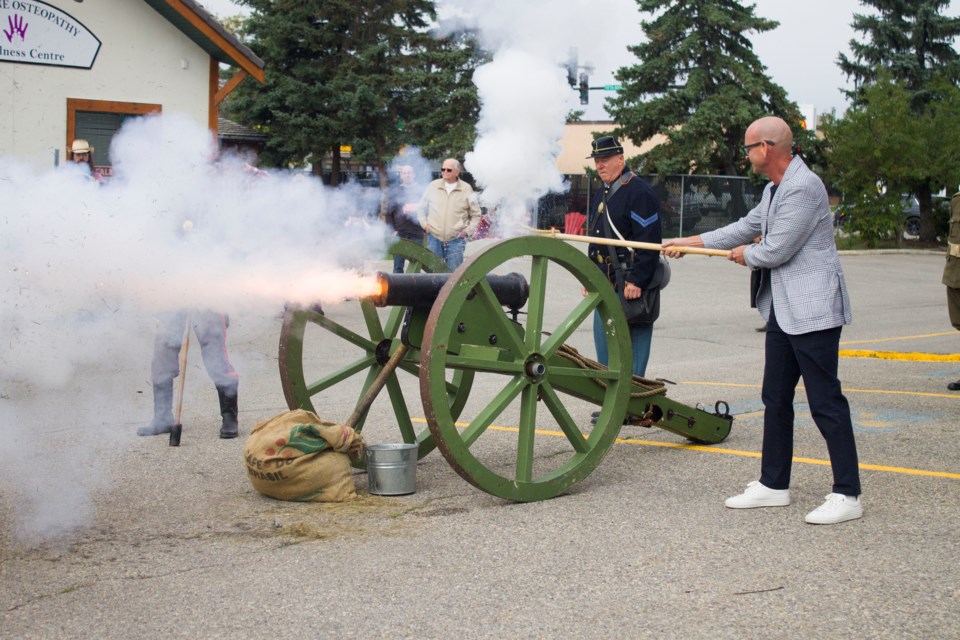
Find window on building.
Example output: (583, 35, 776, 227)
(66, 99, 161, 175)
(74, 111, 127, 168)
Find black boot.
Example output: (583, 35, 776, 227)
(217, 384, 239, 439)
(138, 381, 175, 436)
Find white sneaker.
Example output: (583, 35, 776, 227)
(725, 480, 791, 509)
(805, 493, 862, 524)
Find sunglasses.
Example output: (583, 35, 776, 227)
(441, 168, 456, 173)
(742, 140, 774, 155)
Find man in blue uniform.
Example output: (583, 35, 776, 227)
(585, 136, 663, 378)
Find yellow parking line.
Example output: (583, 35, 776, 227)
(839, 350, 960, 362)
(843, 387, 960, 399)
(841, 331, 957, 345)
(683, 381, 960, 400)
(433, 419, 960, 481)
(614, 438, 960, 479)
(840, 331, 956, 345)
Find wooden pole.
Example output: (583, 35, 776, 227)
(344, 344, 409, 429)
(533, 228, 731, 258)
(169, 312, 192, 447)
(174, 313, 191, 426)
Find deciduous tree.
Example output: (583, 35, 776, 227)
(822, 77, 960, 245)
(836, 0, 960, 240)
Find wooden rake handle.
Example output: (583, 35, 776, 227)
(534, 228, 731, 257)
(343, 343, 410, 429)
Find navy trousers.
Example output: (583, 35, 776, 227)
(760, 305, 861, 496)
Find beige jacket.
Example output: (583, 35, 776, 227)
(416, 178, 482, 242)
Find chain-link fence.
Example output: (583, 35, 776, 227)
(537, 174, 766, 238)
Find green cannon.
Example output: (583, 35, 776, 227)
(278, 236, 732, 502)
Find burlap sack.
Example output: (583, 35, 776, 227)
(243, 409, 365, 502)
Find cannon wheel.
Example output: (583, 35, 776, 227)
(420, 236, 633, 502)
(278, 239, 473, 461)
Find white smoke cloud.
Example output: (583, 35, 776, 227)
(1, 1, 649, 543)
(0, 113, 392, 544)
(386, 146, 435, 226)
(466, 49, 570, 234)
(437, 0, 643, 236)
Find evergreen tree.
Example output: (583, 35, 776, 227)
(225, 0, 480, 191)
(838, 0, 960, 107)
(397, 29, 485, 163)
(608, 0, 805, 176)
(835, 0, 960, 240)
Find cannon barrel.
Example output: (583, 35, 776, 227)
(370, 271, 529, 310)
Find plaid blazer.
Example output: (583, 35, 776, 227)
(701, 156, 852, 335)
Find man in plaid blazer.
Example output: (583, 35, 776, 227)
(664, 116, 861, 525)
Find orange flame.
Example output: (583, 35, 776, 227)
(355, 277, 383, 299)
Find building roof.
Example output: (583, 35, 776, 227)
(217, 117, 267, 142)
(142, 0, 265, 83)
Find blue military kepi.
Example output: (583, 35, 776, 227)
(587, 135, 624, 158)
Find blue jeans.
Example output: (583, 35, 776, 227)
(593, 310, 653, 377)
(427, 234, 466, 271)
(392, 233, 424, 273)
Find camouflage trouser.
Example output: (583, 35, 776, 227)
(151, 309, 238, 390)
(949, 287, 960, 332)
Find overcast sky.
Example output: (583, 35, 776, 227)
(198, 0, 960, 122)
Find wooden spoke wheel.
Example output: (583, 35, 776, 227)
(278, 239, 473, 462)
(420, 236, 633, 502)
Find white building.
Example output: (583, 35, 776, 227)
(0, 0, 264, 173)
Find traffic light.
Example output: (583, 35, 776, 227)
(579, 72, 589, 105)
(566, 48, 578, 88)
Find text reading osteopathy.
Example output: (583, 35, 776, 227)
(2, 0, 78, 35)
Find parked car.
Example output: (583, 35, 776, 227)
(835, 194, 949, 237)
(659, 198, 702, 236)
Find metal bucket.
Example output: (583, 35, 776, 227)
(366, 443, 418, 496)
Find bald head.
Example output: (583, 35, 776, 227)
(743, 116, 795, 182)
(748, 117, 793, 158)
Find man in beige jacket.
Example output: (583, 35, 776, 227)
(417, 158, 482, 270)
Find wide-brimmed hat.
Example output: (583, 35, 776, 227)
(71, 139, 91, 154)
(587, 135, 624, 159)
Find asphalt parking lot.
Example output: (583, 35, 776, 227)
(1, 242, 958, 639)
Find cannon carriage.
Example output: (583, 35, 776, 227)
(278, 236, 732, 502)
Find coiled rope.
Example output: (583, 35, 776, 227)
(555, 343, 667, 399)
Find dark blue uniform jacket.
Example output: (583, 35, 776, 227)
(587, 170, 663, 290)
